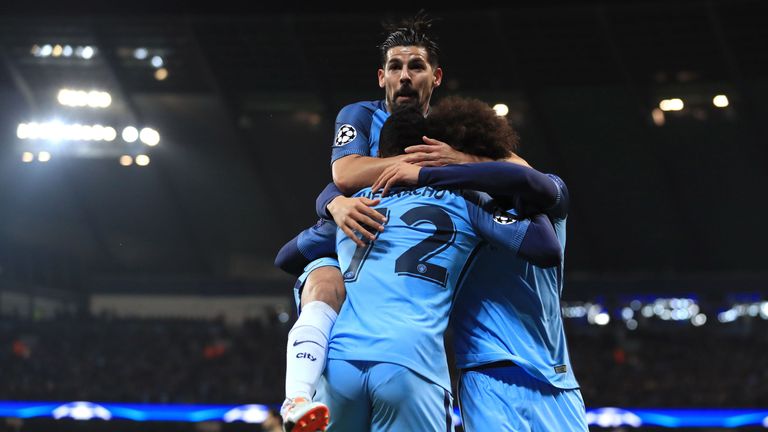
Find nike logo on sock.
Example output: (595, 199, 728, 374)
(293, 340, 324, 348)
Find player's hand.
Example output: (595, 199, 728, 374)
(372, 162, 421, 198)
(402, 136, 491, 167)
(327, 196, 386, 247)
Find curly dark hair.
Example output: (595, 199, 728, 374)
(380, 11, 440, 69)
(427, 96, 519, 160)
(378, 96, 519, 161)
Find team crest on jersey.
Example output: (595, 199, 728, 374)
(493, 208, 517, 225)
(334, 124, 357, 146)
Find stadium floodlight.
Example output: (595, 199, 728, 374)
(62, 45, 73, 57)
(91, 124, 106, 141)
(22, 152, 34, 163)
(52, 44, 63, 57)
(659, 98, 684, 112)
(155, 68, 168, 81)
(122, 126, 139, 143)
(717, 309, 738, 323)
(135, 154, 150, 166)
(87, 90, 111, 108)
(691, 314, 707, 327)
(747, 304, 759, 317)
(594, 312, 610, 326)
(119, 155, 133, 166)
(134, 48, 148, 60)
(621, 307, 634, 321)
(139, 127, 160, 146)
(586, 408, 643, 428)
(38, 151, 51, 162)
(626, 319, 638, 330)
(18, 121, 125, 142)
(58, 89, 111, 108)
(16, 123, 30, 139)
(30, 44, 41, 56)
(103, 127, 117, 142)
(150, 55, 163, 68)
(223, 405, 269, 423)
(760, 302, 768, 319)
(641, 305, 654, 318)
(52, 402, 112, 421)
(713, 94, 729, 108)
(688, 304, 700, 315)
(81, 46, 95, 60)
(493, 103, 509, 117)
(40, 44, 53, 57)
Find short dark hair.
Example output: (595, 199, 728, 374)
(380, 11, 440, 69)
(378, 104, 428, 158)
(378, 96, 519, 160)
(427, 96, 518, 160)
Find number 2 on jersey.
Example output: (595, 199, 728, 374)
(342, 205, 457, 287)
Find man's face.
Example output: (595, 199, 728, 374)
(378, 45, 442, 114)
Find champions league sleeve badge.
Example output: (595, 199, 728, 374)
(493, 208, 518, 225)
(334, 124, 357, 146)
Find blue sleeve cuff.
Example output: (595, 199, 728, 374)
(315, 182, 344, 219)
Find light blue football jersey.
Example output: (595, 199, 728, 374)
(327, 186, 531, 392)
(452, 176, 580, 389)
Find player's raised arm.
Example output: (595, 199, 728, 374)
(464, 191, 562, 267)
(418, 161, 561, 213)
(332, 154, 411, 195)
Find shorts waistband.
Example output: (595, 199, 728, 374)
(463, 360, 517, 373)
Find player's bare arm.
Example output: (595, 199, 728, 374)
(403, 136, 493, 166)
(331, 152, 410, 194)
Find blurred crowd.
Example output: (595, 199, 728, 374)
(0, 314, 765, 407)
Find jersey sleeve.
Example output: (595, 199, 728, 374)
(463, 191, 562, 266)
(315, 182, 344, 219)
(544, 174, 569, 221)
(331, 103, 374, 164)
(418, 162, 562, 218)
(463, 191, 530, 254)
(274, 219, 338, 276)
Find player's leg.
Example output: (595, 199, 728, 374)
(457, 365, 532, 432)
(530, 380, 589, 432)
(282, 258, 346, 431)
(315, 359, 371, 431)
(368, 362, 454, 432)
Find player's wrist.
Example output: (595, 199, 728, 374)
(326, 196, 345, 218)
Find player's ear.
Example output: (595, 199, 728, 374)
(433, 67, 443, 87)
(378, 68, 385, 88)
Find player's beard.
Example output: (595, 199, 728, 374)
(391, 86, 421, 111)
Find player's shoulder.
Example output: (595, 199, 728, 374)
(457, 189, 494, 211)
(458, 189, 522, 221)
(337, 99, 386, 118)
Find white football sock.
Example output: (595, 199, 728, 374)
(285, 301, 338, 401)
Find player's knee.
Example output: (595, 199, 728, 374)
(301, 266, 346, 312)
